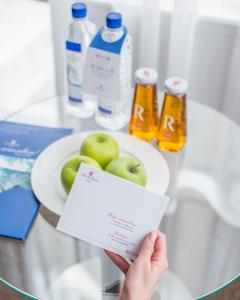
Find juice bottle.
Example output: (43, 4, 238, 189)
(129, 68, 158, 141)
(157, 77, 188, 152)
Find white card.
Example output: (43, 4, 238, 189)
(57, 163, 169, 262)
(82, 47, 120, 102)
(82, 26, 128, 108)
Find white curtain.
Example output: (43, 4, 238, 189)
(137, 0, 161, 69)
(166, 0, 197, 79)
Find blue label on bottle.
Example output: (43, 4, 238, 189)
(69, 96, 82, 103)
(98, 106, 112, 115)
(90, 26, 128, 54)
(66, 41, 81, 52)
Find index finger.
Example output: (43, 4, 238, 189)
(105, 250, 130, 274)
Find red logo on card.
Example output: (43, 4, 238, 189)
(88, 171, 94, 177)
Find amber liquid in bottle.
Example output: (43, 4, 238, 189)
(157, 93, 187, 152)
(129, 83, 158, 141)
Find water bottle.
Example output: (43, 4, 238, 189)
(95, 12, 133, 130)
(65, 2, 97, 118)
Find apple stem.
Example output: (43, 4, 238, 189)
(130, 163, 141, 173)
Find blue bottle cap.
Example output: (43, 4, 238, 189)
(106, 12, 122, 29)
(72, 3, 87, 19)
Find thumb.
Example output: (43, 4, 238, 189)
(137, 231, 158, 262)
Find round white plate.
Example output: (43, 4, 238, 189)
(31, 131, 169, 216)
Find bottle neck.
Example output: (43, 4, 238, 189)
(134, 83, 157, 102)
(164, 92, 186, 102)
(136, 82, 157, 88)
(72, 16, 87, 23)
(102, 26, 124, 43)
(104, 25, 123, 32)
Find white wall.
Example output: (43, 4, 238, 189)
(0, 0, 56, 119)
(50, 0, 240, 124)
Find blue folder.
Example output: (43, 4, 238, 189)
(0, 187, 40, 240)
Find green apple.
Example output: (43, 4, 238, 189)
(61, 155, 102, 194)
(80, 133, 119, 169)
(105, 157, 147, 186)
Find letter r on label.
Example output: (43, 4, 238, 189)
(134, 105, 144, 121)
(164, 115, 175, 132)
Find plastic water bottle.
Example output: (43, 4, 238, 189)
(95, 12, 133, 130)
(65, 3, 97, 118)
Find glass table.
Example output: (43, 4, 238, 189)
(0, 95, 239, 300)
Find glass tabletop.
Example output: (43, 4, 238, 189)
(0, 95, 239, 300)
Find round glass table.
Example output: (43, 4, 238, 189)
(0, 96, 239, 300)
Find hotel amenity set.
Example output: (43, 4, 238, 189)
(0, 2, 188, 259)
(66, 2, 187, 153)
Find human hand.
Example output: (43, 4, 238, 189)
(105, 230, 167, 300)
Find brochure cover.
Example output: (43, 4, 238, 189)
(0, 188, 40, 241)
(0, 121, 72, 240)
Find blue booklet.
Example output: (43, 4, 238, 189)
(0, 121, 72, 240)
(0, 188, 40, 240)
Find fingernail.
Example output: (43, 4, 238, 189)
(150, 231, 157, 242)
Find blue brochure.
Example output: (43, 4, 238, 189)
(0, 188, 40, 240)
(0, 121, 72, 240)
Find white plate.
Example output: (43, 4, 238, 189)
(31, 131, 169, 216)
